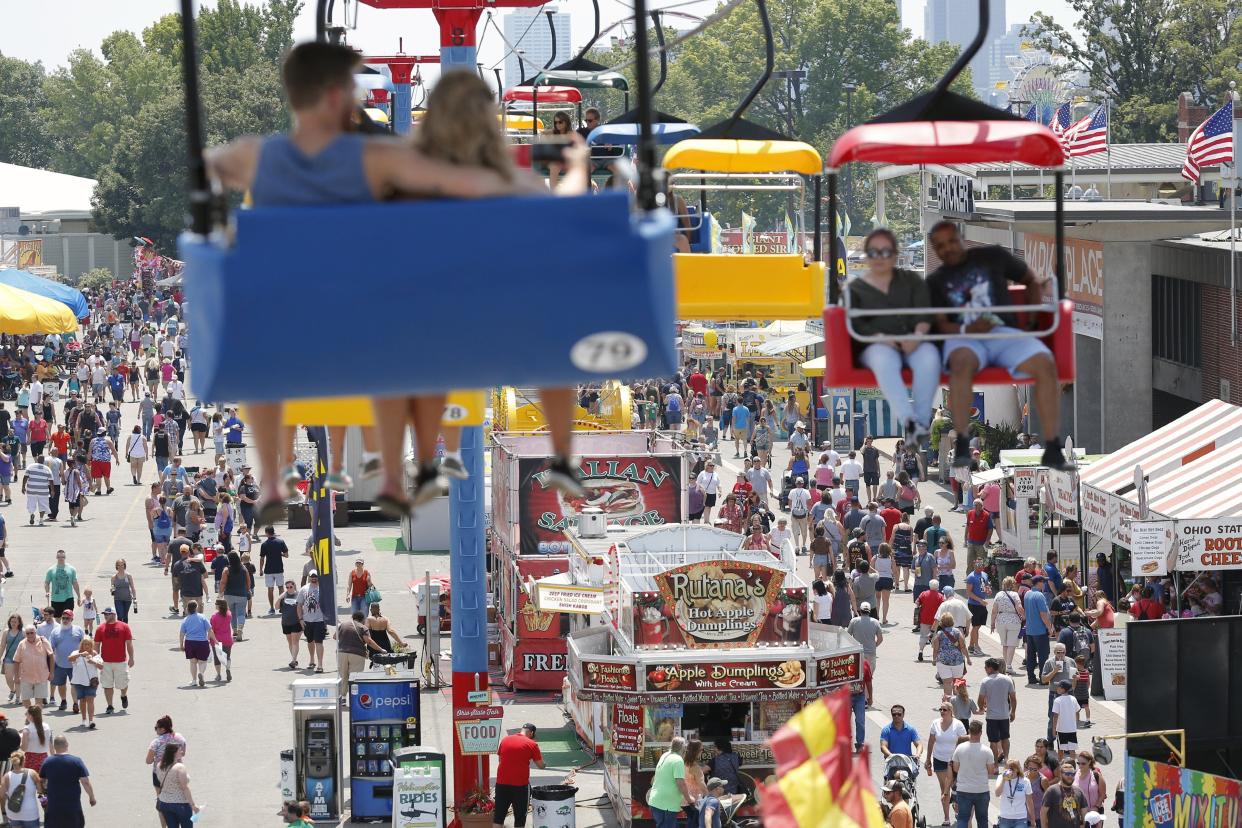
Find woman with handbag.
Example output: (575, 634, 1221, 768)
(0, 749, 41, 828)
(67, 638, 103, 729)
(1, 614, 24, 705)
(349, 560, 376, 616)
(214, 492, 235, 552)
(125, 425, 149, 485)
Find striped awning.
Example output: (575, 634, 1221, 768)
(1138, 438, 1242, 518)
(1079, 399, 1242, 495)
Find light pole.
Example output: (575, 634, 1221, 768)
(773, 68, 808, 136)
(842, 81, 856, 226)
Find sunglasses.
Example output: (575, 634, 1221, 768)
(865, 248, 895, 259)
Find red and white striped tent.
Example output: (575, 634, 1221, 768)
(1078, 399, 1242, 545)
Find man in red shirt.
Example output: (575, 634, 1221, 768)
(915, 580, 946, 662)
(878, 499, 903, 540)
(494, 723, 545, 827)
(1129, 586, 1165, 620)
(95, 607, 134, 714)
(964, 501, 993, 571)
(687, 368, 708, 399)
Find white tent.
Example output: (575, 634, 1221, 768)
(0, 163, 96, 215)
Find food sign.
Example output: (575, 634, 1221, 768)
(1132, 517, 1242, 573)
(518, 457, 683, 556)
(581, 660, 637, 692)
(815, 652, 862, 688)
(611, 704, 644, 755)
(633, 561, 798, 649)
(644, 660, 808, 692)
(453, 706, 504, 756)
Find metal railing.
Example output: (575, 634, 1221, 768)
(668, 172, 805, 192)
(841, 277, 1062, 343)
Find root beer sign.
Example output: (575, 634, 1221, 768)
(635, 561, 790, 649)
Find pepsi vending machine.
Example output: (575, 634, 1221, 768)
(348, 671, 421, 821)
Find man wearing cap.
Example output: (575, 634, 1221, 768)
(914, 579, 944, 661)
(494, 723, 545, 828)
(296, 572, 327, 672)
(49, 610, 85, 712)
(1043, 645, 1077, 745)
(699, 777, 729, 828)
(847, 602, 883, 671)
(96, 606, 134, 714)
(1023, 576, 1053, 686)
(882, 779, 913, 828)
(788, 421, 809, 453)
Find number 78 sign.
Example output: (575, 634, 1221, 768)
(454, 706, 505, 755)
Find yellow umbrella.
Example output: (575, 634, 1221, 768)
(0, 283, 78, 334)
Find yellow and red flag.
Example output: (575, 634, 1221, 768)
(837, 747, 886, 828)
(759, 689, 854, 828)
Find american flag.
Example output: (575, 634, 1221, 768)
(1182, 100, 1234, 183)
(1050, 102, 1073, 136)
(1024, 104, 1037, 121)
(1063, 104, 1108, 157)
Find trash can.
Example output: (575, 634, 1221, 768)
(991, 556, 1024, 584)
(852, 413, 868, 449)
(531, 784, 579, 828)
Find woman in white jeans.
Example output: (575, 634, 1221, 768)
(990, 576, 1026, 674)
(847, 228, 940, 446)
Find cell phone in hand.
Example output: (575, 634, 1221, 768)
(531, 139, 570, 164)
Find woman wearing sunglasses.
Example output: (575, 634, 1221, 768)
(847, 228, 939, 447)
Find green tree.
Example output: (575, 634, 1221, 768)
(76, 267, 114, 292)
(89, 4, 297, 250)
(1025, 0, 1215, 142)
(585, 0, 968, 236)
(0, 53, 52, 168)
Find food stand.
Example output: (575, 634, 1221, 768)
(972, 449, 1091, 563)
(562, 525, 864, 828)
(491, 431, 688, 690)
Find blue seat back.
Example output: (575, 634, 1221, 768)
(181, 191, 677, 402)
(689, 212, 715, 253)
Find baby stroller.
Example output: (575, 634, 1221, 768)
(776, 471, 796, 512)
(883, 755, 927, 828)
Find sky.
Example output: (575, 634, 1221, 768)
(0, 0, 1075, 84)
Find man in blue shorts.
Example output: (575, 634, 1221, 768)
(927, 222, 1068, 471)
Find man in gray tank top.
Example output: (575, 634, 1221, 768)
(206, 42, 587, 523)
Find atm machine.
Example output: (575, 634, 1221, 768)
(292, 677, 342, 822)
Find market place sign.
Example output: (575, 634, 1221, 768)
(649, 560, 789, 648)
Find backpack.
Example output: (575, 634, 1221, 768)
(154, 509, 173, 532)
(1071, 625, 1092, 659)
(666, 395, 682, 414)
(7, 770, 28, 811)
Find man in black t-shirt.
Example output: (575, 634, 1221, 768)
(177, 554, 208, 614)
(927, 221, 1068, 471)
(259, 526, 289, 614)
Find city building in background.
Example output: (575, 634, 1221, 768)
(503, 7, 571, 88)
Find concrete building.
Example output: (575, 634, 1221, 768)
(503, 7, 571, 87)
(0, 162, 130, 282)
(923, 0, 1005, 99)
(921, 196, 1233, 453)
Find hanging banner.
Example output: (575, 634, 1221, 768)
(1125, 756, 1242, 828)
(829, 388, 853, 454)
(1130, 520, 1177, 576)
(1111, 497, 1143, 548)
(1096, 627, 1127, 700)
(517, 456, 683, 556)
(1047, 469, 1078, 519)
(611, 704, 644, 755)
(1132, 517, 1242, 572)
(1025, 233, 1104, 339)
(1081, 486, 1110, 536)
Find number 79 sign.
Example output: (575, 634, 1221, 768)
(454, 706, 505, 755)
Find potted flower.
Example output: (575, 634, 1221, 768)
(455, 785, 495, 828)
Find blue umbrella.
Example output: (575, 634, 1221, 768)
(0, 268, 89, 320)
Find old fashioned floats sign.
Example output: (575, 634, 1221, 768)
(611, 704, 644, 755)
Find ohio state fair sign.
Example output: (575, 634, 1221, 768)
(1130, 518, 1242, 575)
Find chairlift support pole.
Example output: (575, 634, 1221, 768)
(631, 0, 658, 210)
(178, 0, 212, 237)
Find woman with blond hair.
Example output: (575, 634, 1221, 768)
(990, 576, 1025, 675)
(67, 637, 103, 728)
(360, 70, 592, 517)
(0, 750, 41, 827)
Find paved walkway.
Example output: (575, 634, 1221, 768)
(3, 398, 1123, 825)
